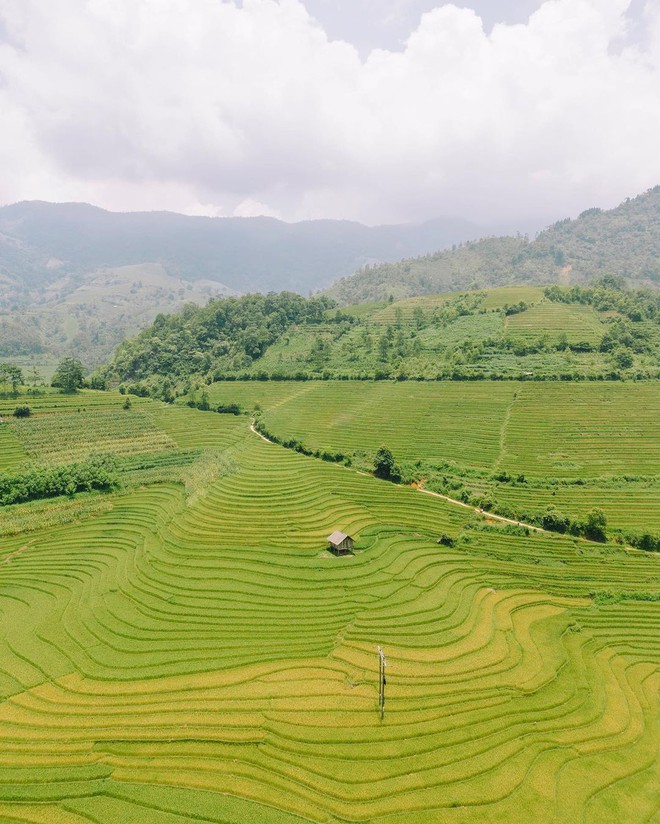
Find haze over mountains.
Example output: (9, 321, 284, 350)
(330, 187, 660, 304)
(0, 201, 484, 306)
(0, 186, 658, 365)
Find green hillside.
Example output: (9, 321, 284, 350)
(104, 281, 660, 394)
(328, 186, 660, 304)
(0, 385, 658, 822)
(208, 380, 660, 545)
(0, 263, 233, 366)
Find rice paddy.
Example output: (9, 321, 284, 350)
(0, 387, 658, 823)
(210, 380, 660, 540)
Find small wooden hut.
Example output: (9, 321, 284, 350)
(327, 531, 354, 555)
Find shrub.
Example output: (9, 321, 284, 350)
(217, 403, 242, 415)
(374, 447, 401, 482)
(13, 405, 31, 418)
(584, 508, 607, 542)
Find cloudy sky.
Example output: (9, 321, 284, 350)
(0, 0, 659, 229)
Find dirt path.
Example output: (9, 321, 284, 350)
(250, 420, 274, 443)
(415, 486, 546, 533)
(249, 419, 548, 534)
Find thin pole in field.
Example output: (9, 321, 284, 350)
(377, 645, 387, 720)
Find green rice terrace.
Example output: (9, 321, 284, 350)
(0, 382, 658, 823)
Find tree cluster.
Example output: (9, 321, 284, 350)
(108, 292, 336, 384)
(0, 454, 119, 506)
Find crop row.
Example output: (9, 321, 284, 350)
(0, 415, 658, 822)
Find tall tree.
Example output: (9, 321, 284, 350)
(0, 363, 24, 395)
(52, 357, 84, 394)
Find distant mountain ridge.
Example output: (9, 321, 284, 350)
(327, 187, 660, 304)
(0, 201, 484, 305)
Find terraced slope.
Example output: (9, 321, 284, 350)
(500, 382, 660, 478)
(11, 409, 176, 465)
(0, 403, 659, 823)
(211, 380, 660, 479)
(504, 301, 604, 345)
(210, 380, 660, 539)
(211, 381, 516, 469)
(0, 424, 26, 471)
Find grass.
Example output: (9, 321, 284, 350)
(210, 380, 660, 539)
(0, 390, 658, 823)
(504, 300, 605, 344)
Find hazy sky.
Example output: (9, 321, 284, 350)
(0, 0, 659, 228)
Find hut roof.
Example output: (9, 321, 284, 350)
(327, 530, 352, 545)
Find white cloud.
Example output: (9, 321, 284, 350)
(0, 0, 659, 226)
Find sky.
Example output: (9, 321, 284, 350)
(0, 0, 659, 230)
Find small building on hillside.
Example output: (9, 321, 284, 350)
(327, 531, 354, 555)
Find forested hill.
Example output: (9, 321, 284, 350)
(328, 187, 660, 304)
(103, 281, 660, 397)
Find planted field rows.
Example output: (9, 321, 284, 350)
(209, 380, 660, 537)
(490, 482, 660, 534)
(504, 300, 605, 344)
(500, 382, 660, 478)
(10, 409, 177, 465)
(211, 380, 660, 480)
(210, 381, 516, 469)
(368, 286, 545, 325)
(0, 406, 658, 823)
(0, 389, 151, 418)
(0, 425, 27, 472)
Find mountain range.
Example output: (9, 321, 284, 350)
(0, 201, 483, 306)
(329, 186, 660, 304)
(0, 187, 659, 366)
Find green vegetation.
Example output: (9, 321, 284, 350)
(11, 408, 176, 465)
(0, 453, 118, 505)
(0, 362, 23, 394)
(105, 282, 660, 389)
(0, 390, 658, 823)
(109, 291, 335, 387)
(329, 186, 660, 304)
(51, 355, 85, 393)
(210, 380, 660, 546)
(2, 219, 660, 821)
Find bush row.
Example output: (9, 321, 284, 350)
(211, 370, 654, 383)
(0, 455, 119, 506)
(252, 415, 351, 465)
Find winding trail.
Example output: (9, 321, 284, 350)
(250, 420, 273, 443)
(249, 418, 548, 535)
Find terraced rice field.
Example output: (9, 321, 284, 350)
(500, 382, 660, 478)
(479, 286, 546, 310)
(1, 393, 659, 822)
(211, 381, 515, 469)
(504, 300, 605, 344)
(210, 380, 660, 538)
(0, 425, 26, 471)
(490, 482, 660, 534)
(211, 381, 660, 479)
(0, 389, 151, 418)
(368, 287, 546, 325)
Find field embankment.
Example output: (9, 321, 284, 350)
(0, 387, 658, 823)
